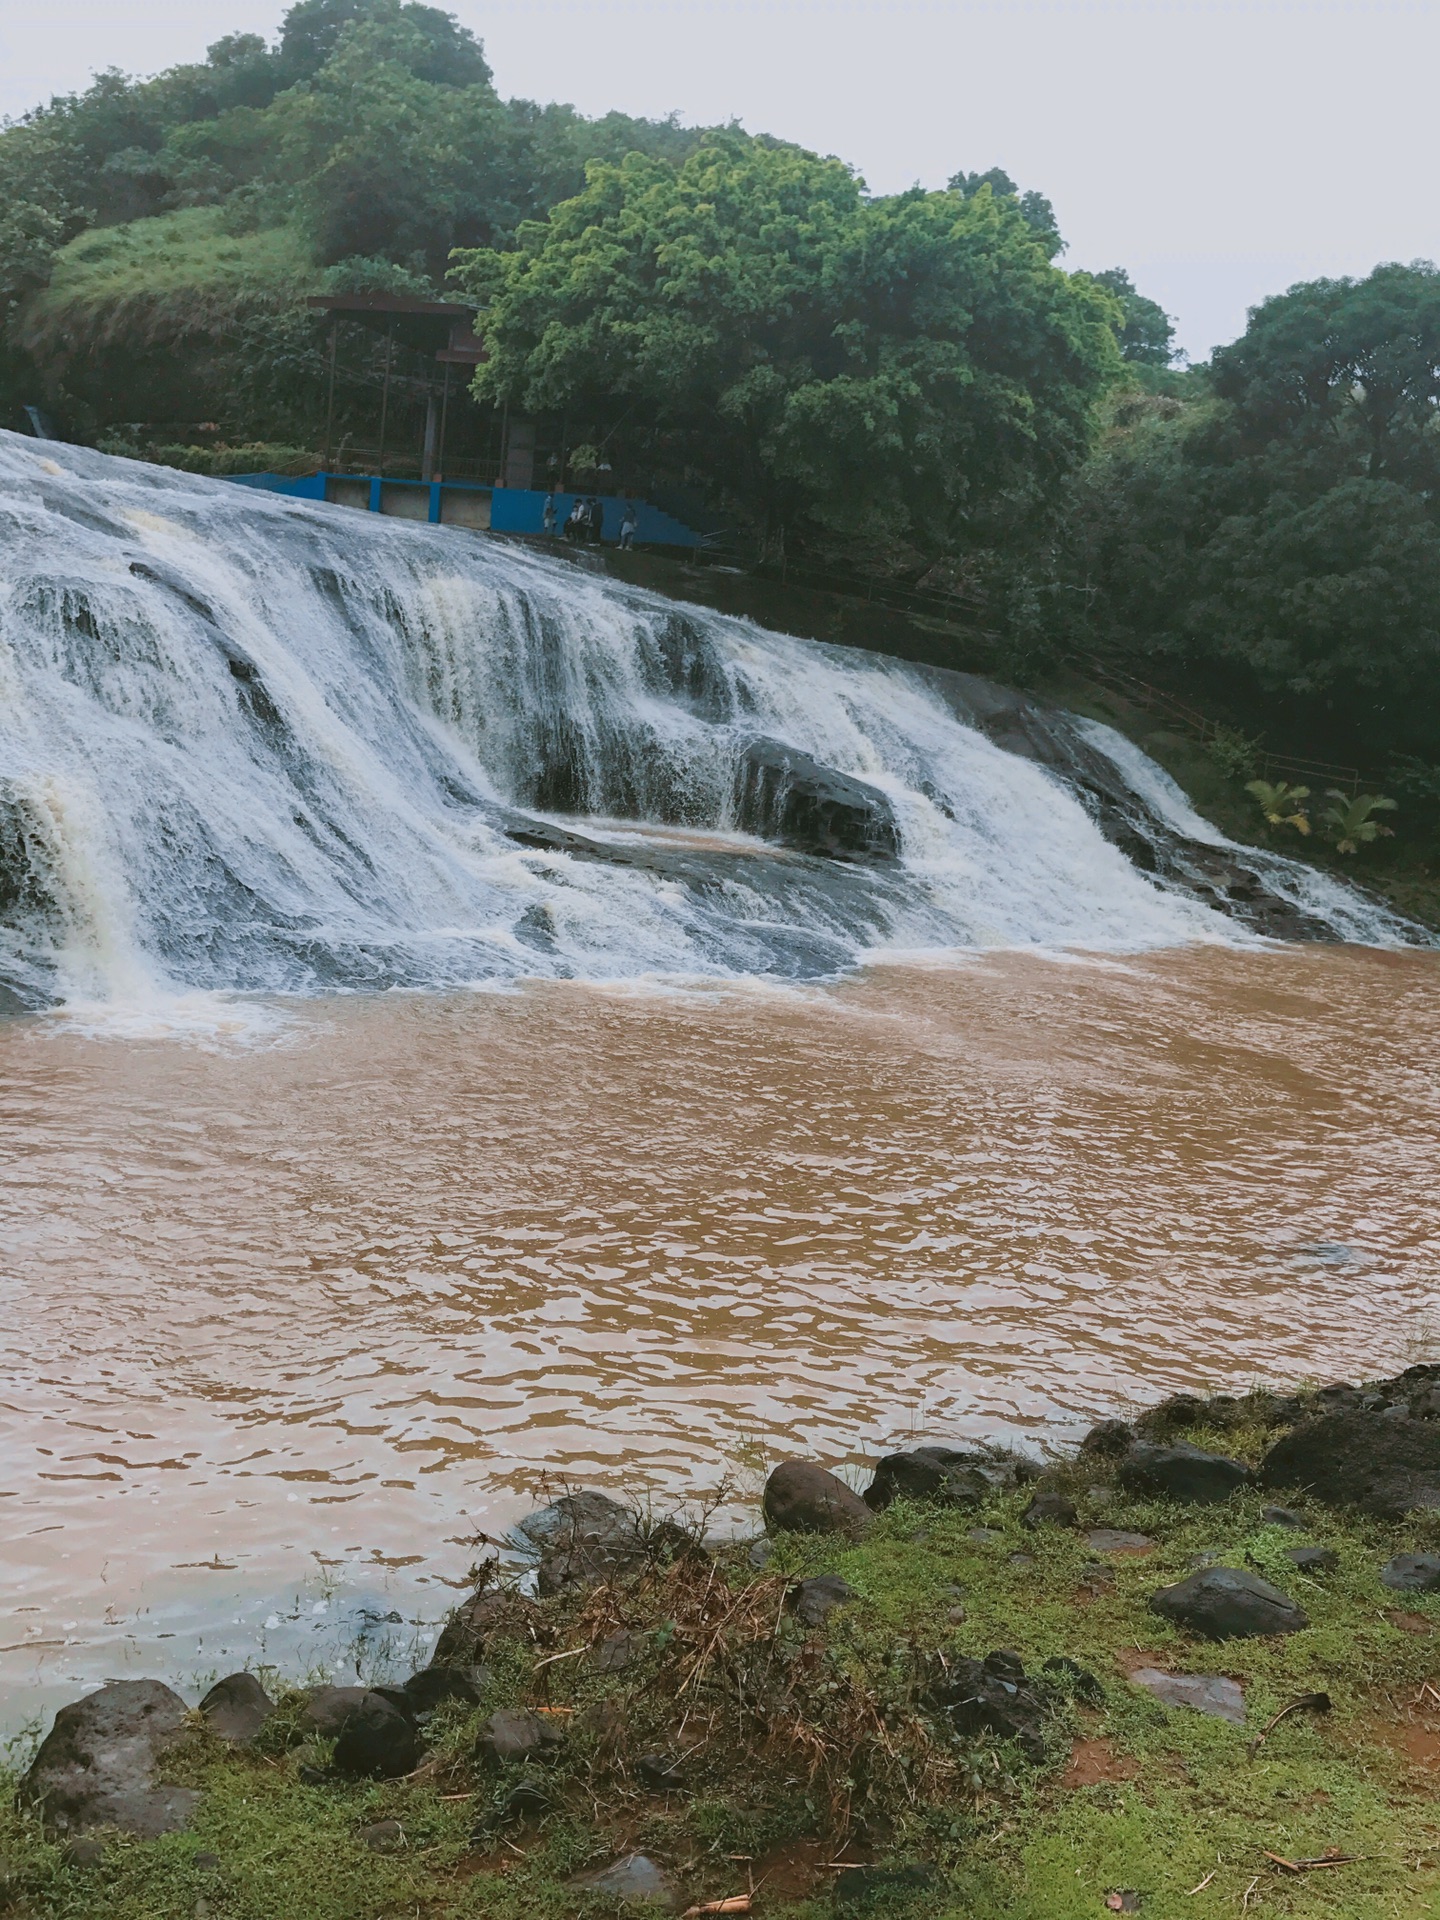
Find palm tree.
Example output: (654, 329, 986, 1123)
(1319, 790, 1397, 854)
(1245, 779, 1311, 834)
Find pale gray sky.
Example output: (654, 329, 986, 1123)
(2, 0, 1436, 358)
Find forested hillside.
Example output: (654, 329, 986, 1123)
(3, 0, 1438, 838)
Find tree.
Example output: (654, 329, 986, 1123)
(1058, 262, 1440, 763)
(456, 134, 1118, 560)
(276, 0, 491, 88)
(948, 166, 1061, 258)
(1090, 266, 1178, 367)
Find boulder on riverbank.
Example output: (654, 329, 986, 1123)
(763, 1459, 873, 1538)
(1149, 1566, 1309, 1640)
(1117, 1441, 1253, 1506)
(1259, 1408, 1440, 1516)
(21, 1680, 199, 1838)
(863, 1445, 1037, 1512)
(198, 1671, 273, 1746)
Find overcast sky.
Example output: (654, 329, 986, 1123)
(2, 0, 1436, 358)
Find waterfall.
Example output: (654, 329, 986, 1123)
(0, 432, 1419, 1012)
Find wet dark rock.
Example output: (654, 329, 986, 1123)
(1380, 1553, 1440, 1593)
(1041, 1656, 1105, 1704)
(636, 1752, 686, 1792)
(1117, 1441, 1252, 1506)
(764, 1460, 873, 1538)
(297, 1764, 329, 1786)
(863, 1445, 1037, 1512)
(922, 1649, 1058, 1763)
(198, 1671, 272, 1745)
(1133, 1393, 1212, 1439)
(430, 1584, 538, 1669)
(1007, 1552, 1036, 1569)
(1149, 1566, 1309, 1640)
(1259, 1410, 1440, 1516)
(968, 1526, 1004, 1545)
(402, 1667, 482, 1716)
(1021, 1490, 1078, 1530)
(370, 1684, 419, 1722)
(21, 1680, 199, 1839)
(1261, 1505, 1308, 1530)
(747, 1537, 774, 1570)
(733, 738, 900, 861)
(568, 1851, 682, 1910)
(331, 1693, 422, 1780)
(1078, 1420, 1135, 1461)
(833, 1863, 942, 1909)
(1129, 1668, 1245, 1724)
(300, 1686, 373, 1739)
(194, 1851, 221, 1871)
(361, 1819, 405, 1853)
(1087, 1529, 1154, 1555)
(792, 1574, 858, 1628)
(1285, 1546, 1339, 1573)
(518, 1490, 651, 1595)
(476, 1707, 564, 1767)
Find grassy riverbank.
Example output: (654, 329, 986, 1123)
(4, 1396, 1440, 1919)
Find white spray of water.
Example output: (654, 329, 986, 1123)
(0, 432, 1416, 1014)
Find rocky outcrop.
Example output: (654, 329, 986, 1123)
(763, 1460, 873, 1538)
(21, 1680, 199, 1838)
(1380, 1554, 1440, 1593)
(519, 1490, 651, 1595)
(863, 1445, 1036, 1513)
(732, 739, 900, 861)
(1259, 1408, 1440, 1516)
(429, 1584, 539, 1669)
(330, 1693, 421, 1780)
(1149, 1566, 1308, 1640)
(1116, 1441, 1253, 1506)
(791, 1573, 858, 1627)
(920, 1649, 1059, 1764)
(198, 1671, 273, 1746)
(476, 1706, 565, 1767)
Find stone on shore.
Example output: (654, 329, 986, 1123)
(299, 1686, 372, 1739)
(402, 1667, 482, 1716)
(791, 1573, 857, 1627)
(1380, 1553, 1440, 1593)
(1085, 1529, 1154, 1555)
(1129, 1668, 1246, 1725)
(21, 1680, 199, 1839)
(476, 1707, 564, 1767)
(1021, 1490, 1078, 1530)
(1117, 1441, 1252, 1505)
(921, 1649, 1057, 1763)
(567, 1852, 682, 1910)
(1259, 1410, 1440, 1516)
(863, 1444, 1037, 1512)
(763, 1460, 873, 1538)
(518, 1490, 649, 1595)
(198, 1671, 273, 1745)
(429, 1585, 538, 1669)
(331, 1693, 422, 1779)
(1149, 1566, 1309, 1640)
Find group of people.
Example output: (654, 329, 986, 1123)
(543, 494, 639, 549)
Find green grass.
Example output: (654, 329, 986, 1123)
(17, 208, 314, 354)
(5, 1400, 1440, 1918)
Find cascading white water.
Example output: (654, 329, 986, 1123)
(0, 432, 1417, 1011)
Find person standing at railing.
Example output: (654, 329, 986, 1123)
(619, 503, 638, 550)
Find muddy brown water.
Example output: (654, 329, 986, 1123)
(2, 947, 1437, 1727)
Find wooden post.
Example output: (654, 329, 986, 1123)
(323, 316, 338, 470)
(377, 321, 394, 476)
(436, 361, 451, 483)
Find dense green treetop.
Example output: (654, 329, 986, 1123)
(1062, 261, 1440, 761)
(455, 136, 1121, 557)
(1089, 266, 1178, 367)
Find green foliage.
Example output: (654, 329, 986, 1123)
(1060, 262, 1440, 767)
(1088, 265, 1179, 367)
(1318, 789, 1397, 854)
(1205, 724, 1261, 782)
(1245, 778, 1312, 834)
(457, 135, 1119, 560)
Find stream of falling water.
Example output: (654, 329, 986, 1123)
(2, 945, 1437, 1727)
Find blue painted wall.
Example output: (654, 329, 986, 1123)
(226, 472, 700, 548)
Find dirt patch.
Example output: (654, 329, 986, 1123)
(1061, 1738, 1141, 1788)
(1387, 1610, 1435, 1636)
(1112, 1648, 1175, 1677)
(752, 1838, 863, 1902)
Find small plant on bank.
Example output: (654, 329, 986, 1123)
(1245, 778, 1311, 835)
(1207, 725, 1262, 782)
(1320, 789, 1398, 854)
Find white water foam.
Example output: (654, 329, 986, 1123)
(0, 432, 1413, 1016)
